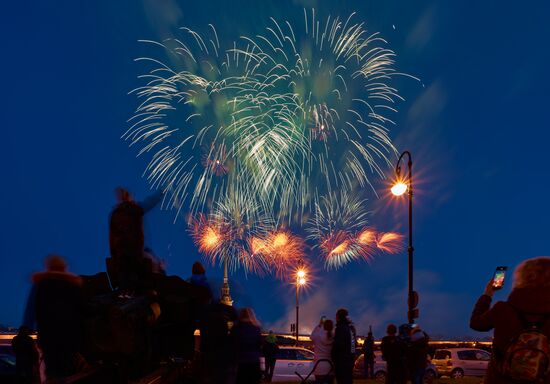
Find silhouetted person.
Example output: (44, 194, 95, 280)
(108, 187, 162, 289)
(262, 330, 279, 382)
(407, 326, 429, 384)
(11, 326, 38, 384)
(363, 328, 375, 379)
(311, 317, 334, 384)
(199, 301, 237, 384)
(233, 308, 262, 384)
(331, 308, 356, 384)
(470, 257, 550, 384)
(28, 255, 84, 380)
(189, 261, 213, 299)
(381, 324, 406, 384)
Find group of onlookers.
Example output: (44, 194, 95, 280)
(380, 323, 429, 384)
(9, 183, 550, 384)
(308, 308, 429, 384)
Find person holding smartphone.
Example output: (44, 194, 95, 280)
(470, 257, 550, 384)
(311, 315, 334, 384)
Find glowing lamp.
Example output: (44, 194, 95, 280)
(298, 277, 306, 285)
(297, 269, 306, 279)
(391, 181, 408, 196)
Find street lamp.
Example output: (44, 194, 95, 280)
(295, 267, 307, 344)
(391, 150, 418, 324)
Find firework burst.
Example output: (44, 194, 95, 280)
(307, 190, 371, 268)
(205, 181, 274, 274)
(128, 10, 411, 222)
(265, 230, 306, 279)
(375, 232, 405, 254)
(307, 190, 405, 268)
(127, 10, 412, 274)
(236, 9, 416, 210)
(190, 213, 224, 255)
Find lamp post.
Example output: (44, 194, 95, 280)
(391, 150, 417, 324)
(295, 268, 306, 344)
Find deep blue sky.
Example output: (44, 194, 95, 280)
(2, 0, 550, 338)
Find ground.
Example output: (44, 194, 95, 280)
(278, 379, 484, 384)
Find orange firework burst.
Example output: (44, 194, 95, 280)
(320, 230, 361, 269)
(376, 232, 405, 254)
(261, 230, 306, 279)
(355, 228, 378, 261)
(249, 236, 269, 255)
(200, 226, 222, 252)
(357, 229, 376, 246)
(190, 214, 224, 259)
(330, 240, 350, 256)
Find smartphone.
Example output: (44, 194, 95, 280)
(492, 266, 507, 289)
(320, 316, 327, 323)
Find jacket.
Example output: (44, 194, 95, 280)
(311, 325, 334, 375)
(331, 319, 356, 370)
(407, 331, 429, 372)
(233, 322, 262, 364)
(470, 287, 550, 384)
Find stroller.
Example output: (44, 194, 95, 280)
(294, 358, 334, 384)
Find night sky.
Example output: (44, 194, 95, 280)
(2, 0, 550, 339)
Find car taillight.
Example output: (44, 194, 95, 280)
(446, 360, 453, 367)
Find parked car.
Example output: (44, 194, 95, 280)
(431, 348, 490, 378)
(353, 351, 438, 382)
(260, 346, 316, 382)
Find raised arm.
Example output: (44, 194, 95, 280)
(469, 280, 498, 332)
(139, 190, 163, 213)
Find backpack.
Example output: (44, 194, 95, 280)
(501, 308, 550, 382)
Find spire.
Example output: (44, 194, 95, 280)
(220, 258, 233, 306)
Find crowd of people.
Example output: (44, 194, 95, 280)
(308, 310, 429, 384)
(9, 184, 550, 384)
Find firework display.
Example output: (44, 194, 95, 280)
(128, 9, 410, 275)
